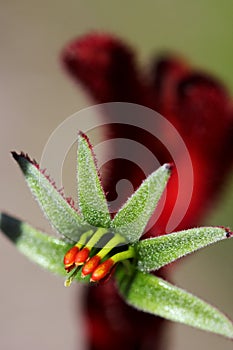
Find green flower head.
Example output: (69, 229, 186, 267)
(0, 132, 233, 340)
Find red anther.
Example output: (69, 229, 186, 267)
(75, 247, 90, 265)
(82, 255, 101, 277)
(63, 246, 79, 271)
(91, 259, 114, 282)
(65, 265, 76, 273)
(98, 264, 117, 285)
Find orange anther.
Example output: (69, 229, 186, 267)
(82, 255, 101, 276)
(75, 247, 90, 265)
(64, 246, 79, 271)
(90, 259, 114, 282)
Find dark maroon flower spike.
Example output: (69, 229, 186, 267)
(62, 33, 148, 104)
(62, 33, 233, 235)
(62, 33, 233, 350)
(84, 279, 167, 350)
(151, 57, 233, 234)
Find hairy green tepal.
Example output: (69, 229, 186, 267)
(0, 132, 233, 340)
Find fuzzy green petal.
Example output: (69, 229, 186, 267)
(136, 226, 232, 272)
(111, 164, 171, 242)
(12, 152, 89, 242)
(116, 267, 233, 339)
(0, 212, 70, 275)
(77, 133, 111, 228)
(0, 213, 89, 282)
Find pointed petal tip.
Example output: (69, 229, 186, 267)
(225, 227, 233, 238)
(11, 151, 19, 160)
(78, 130, 87, 139)
(11, 151, 38, 168)
(216, 226, 232, 238)
(0, 212, 24, 243)
(164, 162, 174, 173)
(77, 131, 93, 150)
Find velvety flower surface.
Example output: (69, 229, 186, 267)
(62, 32, 233, 235)
(0, 133, 233, 350)
(61, 33, 233, 350)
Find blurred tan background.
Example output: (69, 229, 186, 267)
(0, 1, 232, 349)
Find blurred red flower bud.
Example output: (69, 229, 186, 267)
(62, 33, 233, 350)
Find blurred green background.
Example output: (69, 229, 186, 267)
(0, 1, 232, 349)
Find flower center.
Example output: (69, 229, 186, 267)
(63, 228, 135, 286)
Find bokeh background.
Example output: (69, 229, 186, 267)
(0, 1, 232, 349)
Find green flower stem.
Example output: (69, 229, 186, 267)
(111, 246, 135, 264)
(85, 227, 108, 249)
(97, 233, 126, 259)
(75, 229, 93, 248)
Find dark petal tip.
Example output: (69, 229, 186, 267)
(11, 151, 38, 166)
(165, 163, 174, 173)
(11, 151, 20, 160)
(225, 228, 233, 238)
(78, 131, 93, 149)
